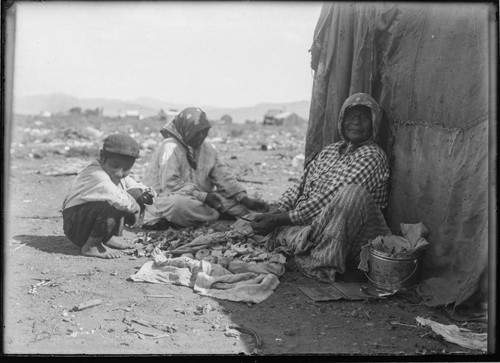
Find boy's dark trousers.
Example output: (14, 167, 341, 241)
(63, 201, 136, 247)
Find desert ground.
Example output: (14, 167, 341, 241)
(3, 114, 487, 356)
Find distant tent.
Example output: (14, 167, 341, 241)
(272, 111, 306, 127)
(39, 111, 52, 118)
(121, 110, 143, 119)
(306, 2, 492, 307)
(220, 114, 233, 124)
(263, 109, 283, 125)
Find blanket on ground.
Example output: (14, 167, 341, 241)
(130, 248, 281, 304)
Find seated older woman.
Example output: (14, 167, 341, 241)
(142, 107, 267, 228)
(251, 93, 391, 283)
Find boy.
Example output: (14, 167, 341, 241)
(62, 133, 155, 259)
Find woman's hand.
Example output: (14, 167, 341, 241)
(205, 193, 223, 211)
(251, 212, 291, 235)
(241, 197, 269, 212)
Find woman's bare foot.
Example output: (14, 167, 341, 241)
(104, 236, 136, 250)
(81, 237, 121, 259)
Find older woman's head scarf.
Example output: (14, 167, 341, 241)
(337, 93, 382, 147)
(160, 107, 211, 169)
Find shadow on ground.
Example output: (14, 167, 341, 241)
(192, 267, 373, 354)
(11, 234, 80, 256)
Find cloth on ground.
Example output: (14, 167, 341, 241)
(194, 272, 279, 304)
(416, 316, 487, 352)
(228, 260, 285, 276)
(130, 251, 280, 304)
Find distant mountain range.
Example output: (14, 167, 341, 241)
(14, 93, 311, 124)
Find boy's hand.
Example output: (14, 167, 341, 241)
(205, 193, 223, 211)
(138, 189, 155, 205)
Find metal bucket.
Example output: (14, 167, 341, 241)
(365, 248, 421, 291)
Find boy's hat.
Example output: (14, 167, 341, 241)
(102, 133, 140, 158)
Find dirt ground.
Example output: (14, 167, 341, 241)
(3, 115, 487, 356)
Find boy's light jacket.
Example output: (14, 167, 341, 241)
(62, 160, 147, 214)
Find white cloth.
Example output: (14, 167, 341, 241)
(416, 317, 487, 352)
(130, 254, 280, 304)
(62, 160, 149, 214)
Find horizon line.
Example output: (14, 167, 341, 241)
(14, 92, 311, 110)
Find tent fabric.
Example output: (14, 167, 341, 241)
(306, 2, 398, 163)
(305, 2, 492, 306)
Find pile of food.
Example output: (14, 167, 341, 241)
(131, 220, 286, 269)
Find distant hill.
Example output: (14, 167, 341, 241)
(13, 93, 310, 123)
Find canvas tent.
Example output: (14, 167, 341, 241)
(305, 2, 495, 307)
(268, 111, 306, 126)
(263, 109, 284, 124)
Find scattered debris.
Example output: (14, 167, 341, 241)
(389, 321, 418, 328)
(122, 316, 176, 339)
(14, 243, 27, 251)
(28, 279, 58, 295)
(224, 327, 240, 338)
(134, 249, 146, 258)
(76, 268, 99, 276)
(70, 299, 103, 312)
(194, 304, 216, 315)
(125, 326, 170, 340)
(129, 318, 177, 333)
(236, 178, 265, 185)
(230, 325, 262, 351)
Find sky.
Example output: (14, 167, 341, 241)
(12, 1, 323, 108)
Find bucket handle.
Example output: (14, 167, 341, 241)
(364, 260, 419, 288)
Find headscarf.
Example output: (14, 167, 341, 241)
(160, 107, 211, 169)
(337, 93, 382, 149)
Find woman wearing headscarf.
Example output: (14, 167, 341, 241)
(143, 107, 268, 228)
(251, 93, 391, 282)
